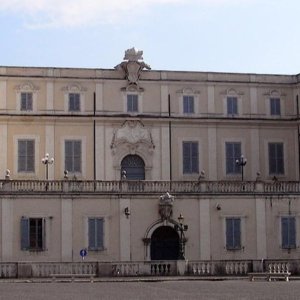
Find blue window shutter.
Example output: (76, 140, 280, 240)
(42, 218, 46, 251)
(227, 97, 238, 115)
(226, 218, 241, 249)
(183, 142, 190, 173)
(21, 218, 29, 250)
(282, 217, 289, 248)
(88, 218, 96, 250)
(183, 142, 199, 174)
(89, 218, 104, 250)
(96, 219, 104, 249)
(234, 218, 241, 249)
(289, 217, 296, 248)
(191, 142, 199, 173)
(269, 143, 284, 175)
(226, 218, 233, 249)
(226, 142, 241, 174)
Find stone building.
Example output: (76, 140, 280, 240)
(0, 48, 300, 273)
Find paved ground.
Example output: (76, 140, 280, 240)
(0, 278, 299, 300)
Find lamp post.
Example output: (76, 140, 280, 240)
(236, 154, 247, 181)
(174, 214, 188, 260)
(41, 153, 54, 180)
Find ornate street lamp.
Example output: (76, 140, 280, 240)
(174, 214, 188, 260)
(236, 154, 247, 181)
(41, 153, 54, 180)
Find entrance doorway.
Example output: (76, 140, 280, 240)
(121, 155, 145, 180)
(150, 226, 179, 260)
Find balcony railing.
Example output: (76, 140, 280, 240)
(1, 180, 300, 194)
(0, 259, 296, 279)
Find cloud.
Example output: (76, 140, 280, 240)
(0, 0, 253, 28)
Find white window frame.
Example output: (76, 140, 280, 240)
(264, 139, 286, 178)
(20, 214, 52, 252)
(61, 136, 86, 178)
(84, 215, 108, 252)
(270, 97, 281, 116)
(222, 89, 243, 117)
(280, 216, 296, 250)
(222, 214, 246, 252)
(178, 137, 202, 178)
(15, 82, 39, 113)
(177, 88, 200, 115)
(277, 214, 300, 251)
(122, 91, 143, 114)
(14, 135, 40, 177)
(68, 93, 81, 112)
(265, 90, 285, 117)
(221, 138, 246, 179)
(63, 83, 86, 113)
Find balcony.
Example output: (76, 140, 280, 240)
(0, 180, 300, 195)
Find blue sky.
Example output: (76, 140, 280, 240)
(0, 0, 299, 74)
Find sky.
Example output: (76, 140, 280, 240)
(0, 0, 299, 75)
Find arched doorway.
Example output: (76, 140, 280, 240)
(150, 226, 179, 260)
(121, 155, 145, 180)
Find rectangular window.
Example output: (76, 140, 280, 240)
(226, 142, 241, 174)
(281, 217, 296, 249)
(183, 141, 199, 174)
(65, 140, 82, 173)
(20, 92, 33, 111)
(183, 95, 194, 114)
(226, 218, 241, 250)
(270, 98, 281, 116)
(21, 217, 45, 251)
(88, 218, 104, 250)
(127, 94, 138, 112)
(227, 96, 238, 115)
(69, 93, 80, 112)
(268, 143, 284, 175)
(18, 139, 35, 172)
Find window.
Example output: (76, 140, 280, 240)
(270, 98, 281, 116)
(69, 93, 80, 112)
(227, 96, 238, 115)
(121, 155, 145, 180)
(65, 140, 82, 173)
(226, 142, 241, 174)
(183, 95, 194, 114)
(183, 142, 199, 174)
(20, 92, 33, 111)
(21, 217, 45, 251)
(127, 94, 138, 112)
(226, 218, 241, 250)
(18, 139, 35, 172)
(88, 218, 104, 250)
(281, 217, 296, 249)
(268, 143, 284, 175)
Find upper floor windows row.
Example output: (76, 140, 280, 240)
(182, 141, 285, 178)
(16, 138, 83, 177)
(11, 82, 289, 116)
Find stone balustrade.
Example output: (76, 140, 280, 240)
(0, 260, 297, 278)
(1, 180, 300, 195)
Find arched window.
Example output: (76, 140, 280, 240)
(121, 155, 145, 180)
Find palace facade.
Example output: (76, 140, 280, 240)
(1, 48, 300, 275)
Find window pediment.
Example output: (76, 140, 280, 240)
(15, 82, 39, 92)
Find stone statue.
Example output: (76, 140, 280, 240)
(115, 47, 151, 86)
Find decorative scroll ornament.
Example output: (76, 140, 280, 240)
(111, 120, 155, 154)
(115, 47, 151, 86)
(159, 192, 174, 221)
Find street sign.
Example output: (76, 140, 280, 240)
(80, 248, 87, 260)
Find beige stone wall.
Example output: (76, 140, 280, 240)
(1, 193, 300, 262)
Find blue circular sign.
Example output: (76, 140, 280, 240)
(80, 249, 87, 257)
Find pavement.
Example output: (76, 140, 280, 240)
(1, 275, 299, 283)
